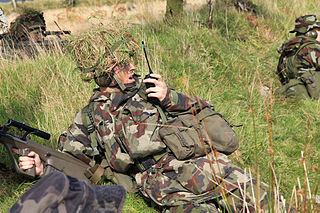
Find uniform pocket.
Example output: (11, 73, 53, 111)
(159, 107, 239, 160)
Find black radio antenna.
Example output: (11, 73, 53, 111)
(142, 41, 153, 74)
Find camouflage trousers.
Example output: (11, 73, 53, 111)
(135, 152, 273, 213)
(9, 171, 126, 213)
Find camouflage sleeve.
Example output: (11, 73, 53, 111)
(296, 43, 320, 75)
(58, 111, 96, 166)
(160, 88, 212, 115)
(58, 107, 133, 173)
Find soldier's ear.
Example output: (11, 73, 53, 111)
(305, 31, 318, 39)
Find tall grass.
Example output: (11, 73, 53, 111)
(0, 0, 319, 212)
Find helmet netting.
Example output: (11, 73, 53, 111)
(69, 27, 139, 86)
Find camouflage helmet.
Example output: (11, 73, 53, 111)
(9, 8, 46, 41)
(289, 14, 320, 34)
(70, 27, 139, 87)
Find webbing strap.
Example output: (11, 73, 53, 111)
(137, 83, 167, 124)
(155, 104, 167, 124)
(84, 164, 105, 184)
(112, 73, 126, 91)
(289, 40, 315, 78)
(83, 102, 99, 156)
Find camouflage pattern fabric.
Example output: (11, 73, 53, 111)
(9, 170, 126, 213)
(135, 152, 272, 212)
(276, 35, 320, 99)
(277, 35, 320, 81)
(0, 8, 8, 36)
(289, 14, 320, 34)
(58, 76, 290, 212)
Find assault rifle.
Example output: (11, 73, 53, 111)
(0, 119, 94, 182)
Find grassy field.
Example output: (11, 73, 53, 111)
(0, 0, 132, 14)
(0, 0, 320, 212)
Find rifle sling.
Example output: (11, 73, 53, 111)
(83, 102, 100, 156)
(83, 102, 107, 183)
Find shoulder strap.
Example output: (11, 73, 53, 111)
(286, 40, 315, 80)
(137, 83, 167, 123)
(82, 102, 99, 156)
(292, 40, 315, 68)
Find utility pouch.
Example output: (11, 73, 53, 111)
(159, 107, 239, 160)
(301, 71, 320, 99)
(275, 78, 310, 99)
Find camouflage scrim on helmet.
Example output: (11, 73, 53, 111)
(290, 15, 320, 34)
(9, 8, 46, 41)
(69, 27, 140, 87)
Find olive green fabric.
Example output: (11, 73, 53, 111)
(159, 106, 238, 160)
(275, 79, 310, 99)
(301, 70, 320, 99)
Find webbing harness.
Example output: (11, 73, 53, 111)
(83, 102, 100, 156)
(83, 83, 168, 180)
(82, 102, 107, 183)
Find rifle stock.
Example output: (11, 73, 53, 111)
(0, 119, 91, 182)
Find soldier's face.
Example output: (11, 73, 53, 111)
(114, 63, 136, 84)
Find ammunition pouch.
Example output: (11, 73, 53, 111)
(159, 107, 239, 160)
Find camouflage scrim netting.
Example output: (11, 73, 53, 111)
(69, 27, 140, 87)
(9, 8, 46, 41)
(290, 14, 320, 34)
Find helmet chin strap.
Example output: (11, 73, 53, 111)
(112, 73, 126, 91)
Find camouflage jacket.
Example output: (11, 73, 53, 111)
(58, 76, 211, 173)
(277, 35, 320, 84)
(57, 77, 267, 210)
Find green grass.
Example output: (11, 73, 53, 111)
(0, 0, 134, 14)
(0, 0, 320, 212)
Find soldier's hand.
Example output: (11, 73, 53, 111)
(12, 148, 44, 176)
(143, 74, 168, 102)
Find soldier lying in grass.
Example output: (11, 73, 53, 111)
(276, 14, 320, 99)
